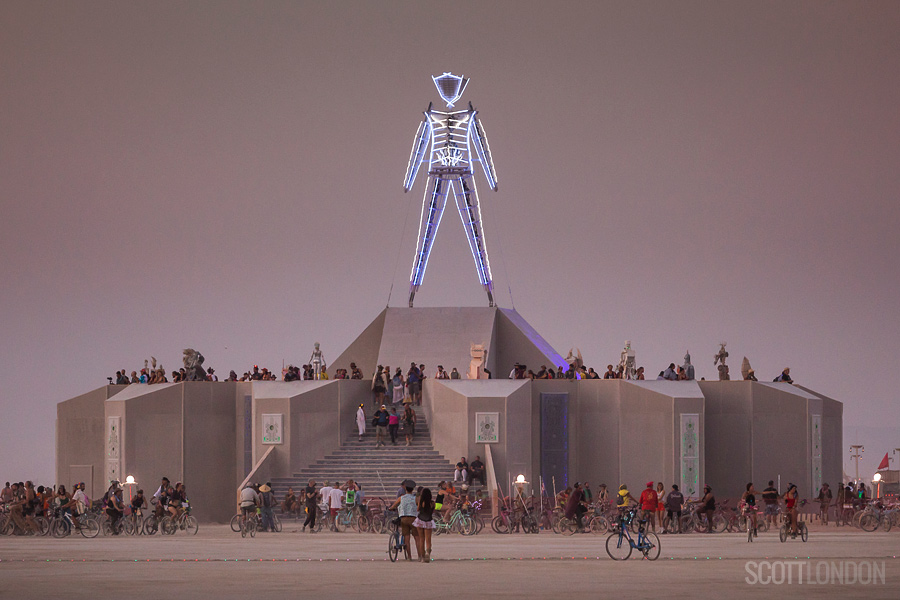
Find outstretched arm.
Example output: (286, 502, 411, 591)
(403, 107, 433, 191)
(470, 108, 498, 191)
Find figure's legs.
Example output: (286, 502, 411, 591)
(409, 175, 450, 307)
(453, 174, 494, 306)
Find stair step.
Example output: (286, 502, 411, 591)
(271, 405, 463, 496)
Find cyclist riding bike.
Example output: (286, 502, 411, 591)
(784, 483, 799, 537)
(151, 477, 171, 520)
(239, 484, 259, 530)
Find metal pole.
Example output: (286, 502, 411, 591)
(850, 445, 864, 484)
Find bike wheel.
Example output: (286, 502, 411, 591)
(757, 519, 769, 533)
(272, 514, 282, 533)
(123, 517, 135, 536)
(183, 515, 199, 535)
(459, 515, 477, 536)
(354, 514, 369, 533)
(628, 517, 640, 535)
(388, 533, 399, 562)
(560, 517, 577, 536)
(34, 516, 50, 536)
(160, 516, 176, 536)
(523, 514, 539, 534)
(712, 513, 728, 533)
(800, 522, 808, 542)
(249, 519, 256, 538)
(642, 532, 661, 560)
(881, 514, 892, 533)
(550, 515, 562, 534)
(859, 514, 879, 532)
(371, 517, 383, 534)
(80, 517, 100, 538)
(143, 515, 159, 535)
(230, 514, 242, 533)
(590, 515, 610, 534)
(472, 513, 484, 535)
(606, 532, 633, 560)
(51, 518, 70, 538)
(334, 512, 348, 533)
(778, 525, 787, 543)
(491, 515, 510, 534)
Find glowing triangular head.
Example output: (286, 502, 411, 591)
(432, 72, 469, 107)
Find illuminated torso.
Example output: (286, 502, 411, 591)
(428, 109, 474, 171)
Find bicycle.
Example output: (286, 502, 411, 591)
(387, 517, 404, 562)
(435, 506, 476, 535)
(142, 512, 163, 535)
(102, 514, 126, 536)
(123, 509, 144, 536)
(605, 509, 660, 560)
(160, 503, 198, 536)
(240, 510, 257, 538)
(778, 511, 808, 542)
(739, 502, 759, 542)
(49, 510, 100, 538)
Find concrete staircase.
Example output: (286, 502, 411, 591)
(270, 406, 465, 500)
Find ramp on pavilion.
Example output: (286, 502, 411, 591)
(330, 307, 567, 380)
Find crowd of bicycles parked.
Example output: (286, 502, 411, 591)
(232, 477, 900, 541)
(4, 475, 897, 542)
(0, 477, 197, 538)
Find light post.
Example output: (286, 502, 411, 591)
(124, 475, 138, 504)
(850, 445, 864, 484)
(873, 473, 882, 499)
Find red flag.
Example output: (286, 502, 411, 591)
(877, 452, 889, 470)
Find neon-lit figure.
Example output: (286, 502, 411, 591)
(403, 73, 499, 307)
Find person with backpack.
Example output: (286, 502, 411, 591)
(258, 483, 276, 532)
(373, 405, 390, 447)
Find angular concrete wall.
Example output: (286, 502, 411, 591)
(56, 386, 111, 501)
(702, 381, 754, 497)
(425, 379, 532, 489)
(57, 375, 843, 519)
(330, 307, 565, 383)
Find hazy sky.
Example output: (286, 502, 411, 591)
(2, 1, 898, 484)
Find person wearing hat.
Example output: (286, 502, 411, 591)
(259, 483, 276, 532)
(774, 368, 793, 384)
(374, 404, 390, 447)
(617, 484, 637, 513)
(105, 481, 125, 534)
(639, 482, 658, 532)
(389, 481, 422, 561)
(744, 368, 758, 381)
(350, 363, 363, 380)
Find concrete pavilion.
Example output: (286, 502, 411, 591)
(57, 307, 842, 522)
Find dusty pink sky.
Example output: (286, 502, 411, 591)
(2, 1, 898, 484)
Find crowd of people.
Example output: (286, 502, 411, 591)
(112, 353, 796, 389)
(0, 475, 191, 536)
(111, 360, 374, 386)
